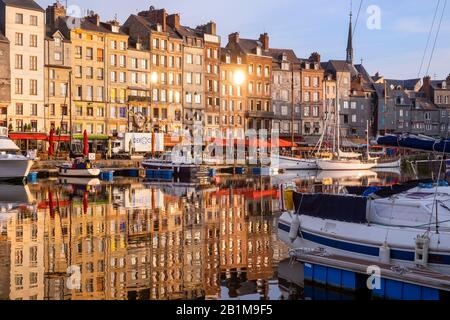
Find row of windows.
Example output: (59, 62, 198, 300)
(248, 82, 270, 95)
(14, 54, 38, 70)
(206, 115, 243, 126)
(152, 38, 182, 52)
(14, 79, 38, 95)
(14, 103, 38, 116)
(14, 119, 38, 132)
(152, 54, 182, 68)
(14, 33, 38, 47)
(15, 13, 38, 26)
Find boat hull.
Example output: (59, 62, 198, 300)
(0, 159, 33, 180)
(278, 213, 450, 275)
(58, 167, 101, 177)
(272, 156, 318, 170)
(142, 161, 199, 179)
(316, 159, 376, 170)
(374, 158, 401, 168)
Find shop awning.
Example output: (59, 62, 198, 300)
(9, 133, 48, 140)
(9, 133, 71, 142)
(270, 138, 297, 148)
(72, 134, 110, 141)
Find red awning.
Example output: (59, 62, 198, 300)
(9, 133, 70, 142)
(9, 133, 48, 140)
(270, 138, 297, 148)
(209, 138, 272, 148)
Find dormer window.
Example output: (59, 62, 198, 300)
(443, 81, 447, 89)
(225, 55, 231, 64)
(54, 37, 61, 47)
(111, 25, 119, 33)
(256, 47, 262, 56)
(282, 53, 287, 61)
(237, 56, 242, 64)
(156, 24, 162, 32)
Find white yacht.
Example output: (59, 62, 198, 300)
(278, 181, 450, 275)
(0, 127, 34, 180)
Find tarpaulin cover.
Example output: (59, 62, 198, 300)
(293, 193, 368, 224)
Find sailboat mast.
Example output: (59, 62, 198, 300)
(336, 79, 341, 159)
(366, 120, 370, 159)
(69, 71, 73, 149)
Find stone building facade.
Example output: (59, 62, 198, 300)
(269, 48, 301, 140)
(226, 32, 273, 132)
(0, 31, 10, 127)
(1, 0, 45, 137)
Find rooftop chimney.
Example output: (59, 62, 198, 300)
(259, 33, 269, 50)
(86, 12, 100, 26)
(309, 52, 321, 63)
(167, 14, 180, 29)
(139, 7, 167, 32)
(422, 76, 432, 99)
(46, 2, 66, 32)
(228, 32, 240, 44)
(197, 21, 216, 35)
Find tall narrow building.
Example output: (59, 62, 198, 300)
(0, 0, 45, 148)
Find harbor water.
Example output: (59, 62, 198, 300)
(0, 165, 437, 300)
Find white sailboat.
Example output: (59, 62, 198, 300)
(278, 181, 450, 275)
(316, 91, 376, 170)
(0, 127, 34, 180)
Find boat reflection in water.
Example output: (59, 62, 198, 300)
(0, 171, 402, 300)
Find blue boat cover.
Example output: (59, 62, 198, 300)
(293, 193, 368, 224)
(377, 135, 450, 153)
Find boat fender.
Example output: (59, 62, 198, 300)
(289, 214, 301, 243)
(414, 235, 430, 267)
(378, 241, 390, 264)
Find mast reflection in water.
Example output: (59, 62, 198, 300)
(0, 170, 404, 300)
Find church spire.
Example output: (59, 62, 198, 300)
(346, 10, 354, 65)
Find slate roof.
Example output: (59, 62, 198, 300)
(430, 79, 450, 90)
(57, 16, 128, 39)
(0, 0, 44, 12)
(123, 14, 181, 40)
(414, 97, 438, 110)
(267, 48, 300, 64)
(226, 37, 271, 59)
(385, 79, 421, 91)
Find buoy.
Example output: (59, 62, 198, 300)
(289, 214, 300, 242)
(379, 241, 391, 264)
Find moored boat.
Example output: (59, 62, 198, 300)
(0, 127, 34, 180)
(58, 158, 101, 177)
(142, 152, 199, 179)
(316, 158, 376, 170)
(278, 180, 450, 275)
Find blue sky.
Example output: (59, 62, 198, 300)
(37, 0, 450, 80)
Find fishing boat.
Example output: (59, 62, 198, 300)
(278, 180, 450, 275)
(57, 158, 101, 178)
(0, 127, 34, 180)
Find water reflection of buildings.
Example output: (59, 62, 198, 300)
(0, 177, 286, 300)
